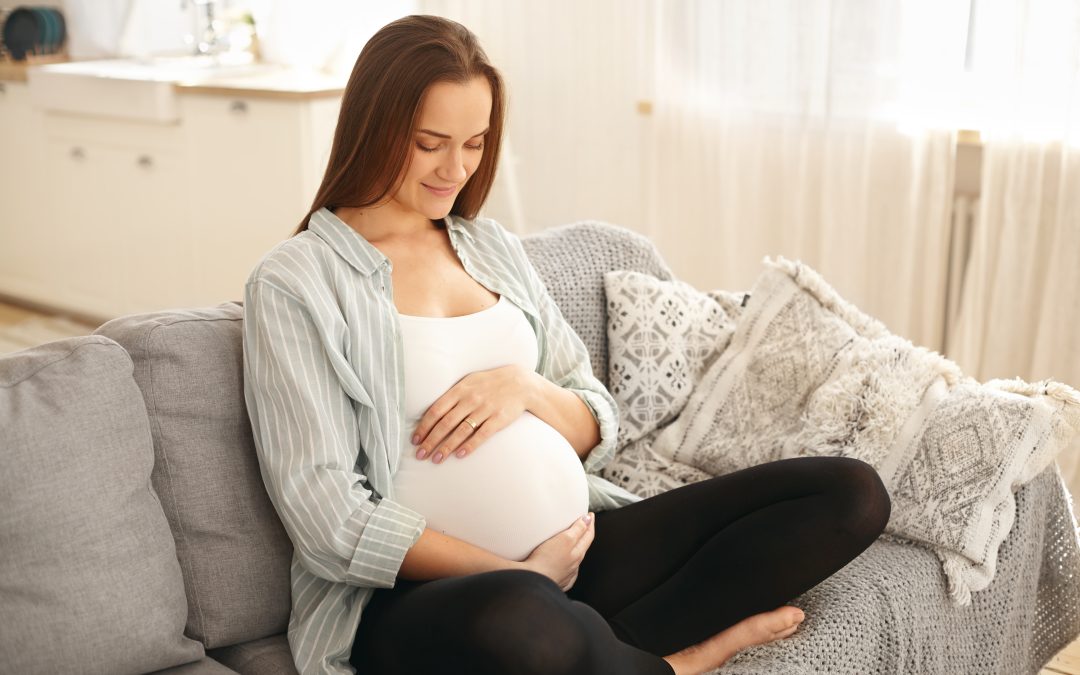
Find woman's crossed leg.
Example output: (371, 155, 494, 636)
(350, 567, 673, 674)
(572, 455, 891, 656)
(350, 455, 891, 674)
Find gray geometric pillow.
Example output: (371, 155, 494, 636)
(604, 270, 735, 449)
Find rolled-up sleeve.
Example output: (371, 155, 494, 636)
(501, 231, 621, 476)
(242, 278, 425, 589)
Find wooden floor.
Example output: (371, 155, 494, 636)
(1049, 644, 1080, 675)
(0, 299, 100, 355)
(0, 299, 45, 325)
(2, 298, 1080, 672)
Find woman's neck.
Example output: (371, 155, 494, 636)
(334, 203, 440, 243)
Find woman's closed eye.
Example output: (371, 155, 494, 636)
(417, 142, 485, 153)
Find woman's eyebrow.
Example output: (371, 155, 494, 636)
(418, 127, 489, 139)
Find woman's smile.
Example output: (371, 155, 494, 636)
(423, 183, 457, 197)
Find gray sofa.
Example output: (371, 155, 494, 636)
(2, 221, 1079, 674)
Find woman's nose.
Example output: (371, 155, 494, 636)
(439, 148, 469, 183)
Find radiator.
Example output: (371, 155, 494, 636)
(944, 193, 980, 339)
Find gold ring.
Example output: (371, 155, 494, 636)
(463, 417, 479, 431)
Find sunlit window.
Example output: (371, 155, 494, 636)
(658, 0, 1080, 143)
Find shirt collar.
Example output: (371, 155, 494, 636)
(309, 207, 473, 276)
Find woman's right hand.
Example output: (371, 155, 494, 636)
(520, 513, 595, 591)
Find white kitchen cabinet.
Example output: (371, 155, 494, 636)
(114, 147, 194, 315)
(181, 92, 340, 306)
(0, 81, 51, 302)
(46, 138, 126, 318)
(42, 114, 193, 317)
(0, 75, 341, 321)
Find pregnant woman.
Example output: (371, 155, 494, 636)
(242, 14, 892, 675)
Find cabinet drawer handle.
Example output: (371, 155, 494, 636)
(70, 146, 85, 160)
(230, 100, 249, 114)
(137, 154, 154, 169)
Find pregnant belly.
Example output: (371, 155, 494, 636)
(392, 412, 591, 562)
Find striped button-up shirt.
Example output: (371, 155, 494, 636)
(242, 207, 643, 674)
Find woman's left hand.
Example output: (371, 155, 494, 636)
(412, 364, 537, 464)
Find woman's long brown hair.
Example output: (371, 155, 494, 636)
(292, 15, 506, 235)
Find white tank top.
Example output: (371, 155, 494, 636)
(391, 295, 591, 562)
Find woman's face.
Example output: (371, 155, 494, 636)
(392, 76, 493, 222)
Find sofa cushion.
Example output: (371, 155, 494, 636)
(149, 656, 240, 674)
(0, 335, 204, 673)
(94, 304, 293, 649)
(208, 634, 299, 675)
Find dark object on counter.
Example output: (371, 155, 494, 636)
(1, 8, 37, 60)
(2, 6, 66, 61)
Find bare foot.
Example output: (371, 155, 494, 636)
(661, 606, 805, 675)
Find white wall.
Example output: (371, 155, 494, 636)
(419, 1, 656, 238)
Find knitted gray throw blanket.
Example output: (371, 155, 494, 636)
(605, 257, 1080, 606)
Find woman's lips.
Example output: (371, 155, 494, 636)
(423, 183, 456, 197)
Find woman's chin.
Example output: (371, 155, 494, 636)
(423, 205, 453, 220)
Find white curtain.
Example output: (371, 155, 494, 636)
(946, 0, 1080, 501)
(645, 0, 969, 349)
(420, 0, 967, 349)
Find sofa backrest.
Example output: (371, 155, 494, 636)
(521, 220, 674, 386)
(94, 304, 292, 651)
(89, 219, 672, 651)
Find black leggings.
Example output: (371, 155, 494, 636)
(350, 456, 891, 674)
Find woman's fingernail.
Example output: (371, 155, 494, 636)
(433, 452, 444, 463)
(416, 448, 427, 460)
(456, 449, 467, 457)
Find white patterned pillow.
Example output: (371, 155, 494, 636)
(603, 270, 735, 449)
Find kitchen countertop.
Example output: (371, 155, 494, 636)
(0, 54, 69, 82)
(0, 55, 346, 100)
(174, 67, 346, 100)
